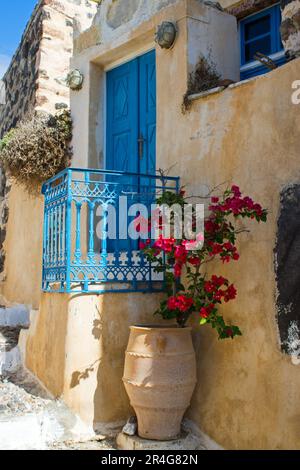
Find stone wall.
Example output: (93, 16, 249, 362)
(280, 0, 300, 58)
(0, 0, 98, 139)
(0, 2, 43, 138)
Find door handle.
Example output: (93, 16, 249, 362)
(138, 134, 146, 159)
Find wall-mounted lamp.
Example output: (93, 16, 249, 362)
(66, 69, 84, 91)
(155, 21, 177, 49)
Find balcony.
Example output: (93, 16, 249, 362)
(42, 168, 179, 294)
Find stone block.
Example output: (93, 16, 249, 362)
(116, 430, 203, 450)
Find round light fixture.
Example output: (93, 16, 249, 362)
(155, 21, 177, 49)
(66, 69, 84, 91)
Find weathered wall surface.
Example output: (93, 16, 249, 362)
(280, 0, 300, 58)
(1, 184, 44, 309)
(156, 57, 300, 451)
(6, 0, 300, 449)
(23, 291, 165, 431)
(0, 0, 97, 139)
(64, 0, 300, 449)
(71, 0, 239, 169)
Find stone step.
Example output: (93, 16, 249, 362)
(0, 404, 94, 450)
(0, 304, 30, 328)
(0, 304, 30, 375)
(0, 369, 96, 450)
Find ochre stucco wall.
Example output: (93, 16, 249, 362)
(1, 184, 44, 309)
(24, 291, 165, 432)
(69, 0, 300, 448)
(155, 54, 300, 450)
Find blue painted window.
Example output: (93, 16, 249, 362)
(240, 4, 286, 80)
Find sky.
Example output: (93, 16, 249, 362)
(0, 0, 38, 78)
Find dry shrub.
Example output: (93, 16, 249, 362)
(0, 110, 72, 193)
(182, 56, 220, 112)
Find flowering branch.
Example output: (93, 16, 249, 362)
(140, 185, 268, 340)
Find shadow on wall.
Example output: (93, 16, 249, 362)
(69, 305, 102, 389)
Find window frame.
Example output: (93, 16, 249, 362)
(239, 4, 285, 80)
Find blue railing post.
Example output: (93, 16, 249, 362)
(65, 169, 72, 292)
(74, 201, 82, 263)
(88, 201, 95, 264)
(42, 184, 48, 291)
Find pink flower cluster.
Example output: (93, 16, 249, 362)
(209, 185, 264, 218)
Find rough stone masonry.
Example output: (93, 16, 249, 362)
(0, 0, 98, 139)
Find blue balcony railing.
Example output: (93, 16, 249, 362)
(42, 168, 180, 294)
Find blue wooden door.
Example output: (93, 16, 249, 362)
(106, 50, 156, 252)
(106, 50, 156, 175)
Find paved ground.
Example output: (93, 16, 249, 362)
(0, 368, 117, 450)
(0, 367, 220, 451)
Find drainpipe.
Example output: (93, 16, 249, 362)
(280, 0, 300, 59)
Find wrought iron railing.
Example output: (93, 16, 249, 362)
(42, 168, 179, 294)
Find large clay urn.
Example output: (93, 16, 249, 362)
(123, 325, 196, 441)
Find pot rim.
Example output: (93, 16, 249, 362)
(130, 324, 192, 332)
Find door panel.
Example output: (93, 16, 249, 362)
(106, 59, 139, 174)
(139, 51, 156, 176)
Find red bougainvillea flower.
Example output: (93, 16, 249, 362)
(224, 284, 237, 302)
(174, 263, 183, 278)
(231, 185, 241, 197)
(204, 281, 215, 293)
(167, 295, 194, 312)
(204, 219, 220, 234)
(174, 244, 187, 263)
(200, 307, 210, 319)
(188, 257, 201, 266)
(139, 239, 151, 250)
(211, 196, 219, 203)
(213, 291, 223, 302)
(139, 241, 146, 250)
(207, 241, 223, 256)
(226, 328, 234, 338)
(153, 236, 175, 253)
(211, 275, 227, 287)
(199, 303, 215, 319)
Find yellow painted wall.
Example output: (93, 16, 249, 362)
(155, 49, 300, 450)
(1, 184, 43, 309)
(24, 291, 165, 431)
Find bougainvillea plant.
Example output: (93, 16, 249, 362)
(139, 185, 268, 340)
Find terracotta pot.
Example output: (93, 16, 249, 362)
(123, 325, 196, 441)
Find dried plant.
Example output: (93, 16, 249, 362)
(182, 56, 220, 112)
(0, 110, 72, 194)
